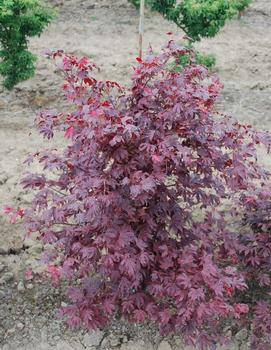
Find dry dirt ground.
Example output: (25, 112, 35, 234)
(0, 0, 270, 349)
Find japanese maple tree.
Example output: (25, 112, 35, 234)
(14, 41, 271, 349)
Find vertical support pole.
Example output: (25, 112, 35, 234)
(139, 0, 145, 59)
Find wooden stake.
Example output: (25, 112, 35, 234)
(139, 0, 145, 59)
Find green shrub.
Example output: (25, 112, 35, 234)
(149, 0, 236, 42)
(230, 0, 252, 12)
(195, 51, 216, 68)
(129, 0, 251, 71)
(177, 45, 216, 70)
(130, 1, 251, 40)
(0, 0, 55, 90)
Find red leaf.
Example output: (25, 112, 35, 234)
(25, 267, 33, 281)
(78, 57, 89, 69)
(64, 126, 74, 139)
(47, 264, 60, 285)
(134, 309, 146, 322)
(234, 303, 249, 315)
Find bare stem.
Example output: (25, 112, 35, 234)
(139, 0, 145, 58)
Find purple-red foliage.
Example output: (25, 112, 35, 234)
(237, 188, 271, 349)
(19, 41, 271, 349)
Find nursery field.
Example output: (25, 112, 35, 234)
(0, 0, 271, 349)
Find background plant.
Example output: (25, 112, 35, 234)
(10, 41, 271, 349)
(128, 0, 152, 8)
(150, 0, 234, 41)
(0, 0, 54, 90)
(231, 0, 252, 13)
(129, 0, 252, 69)
(177, 43, 216, 69)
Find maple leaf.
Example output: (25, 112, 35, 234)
(188, 288, 205, 301)
(120, 256, 137, 278)
(159, 310, 171, 325)
(78, 57, 89, 69)
(133, 309, 146, 322)
(234, 303, 249, 316)
(65, 126, 74, 138)
(176, 274, 191, 289)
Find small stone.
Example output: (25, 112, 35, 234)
(61, 301, 68, 307)
(17, 281, 25, 292)
(235, 329, 248, 342)
(0, 247, 9, 255)
(122, 335, 128, 343)
(16, 322, 24, 330)
(100, 337, 109, 348)
(109, 336, 121, 347)
(0, 272, 14, 284)
(24, 238, 37, 248)
(26, 283, 34, 290)
(28, 243, 43, 254)
(6, 328, 16, 335)
(82, 330, 104, 347)
(158, 340, 172, 350)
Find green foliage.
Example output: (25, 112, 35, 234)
(0, 0, 55, 89)
(128, 0, 140, 7)
(195, 51, 216, 68)
(129, 1, 252, 40)
(177, 45, 216, 70)
(128, 0, 152, 8)
(178, 0, 236, 41)
(230, 0, 252, 12)
(149, 0, 237, 42)
(129, 0, 251, 71)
